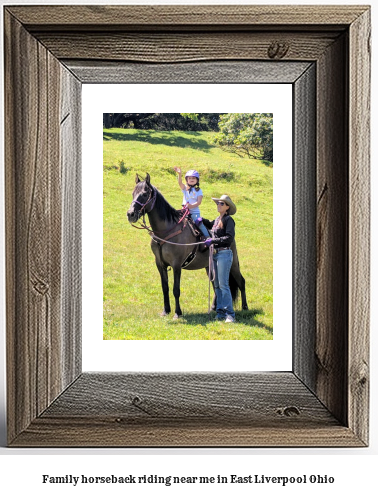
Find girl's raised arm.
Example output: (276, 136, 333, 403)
(173, 166, 186, 190)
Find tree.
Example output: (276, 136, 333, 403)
(180, 113, 199, 122)
(103, 113, 222, 131)
(213, 113, 273, 162)
(103, 113, 156, 129)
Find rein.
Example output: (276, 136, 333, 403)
(149, 233, 202, 246)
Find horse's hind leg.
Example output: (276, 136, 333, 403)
(230, 244, 248, 310)
(157, 264, 171, 316)
(231, 266, 248, 310)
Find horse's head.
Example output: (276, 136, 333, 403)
(127, 173, 155, 223)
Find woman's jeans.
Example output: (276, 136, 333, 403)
(213, 249, 235, 318)
(190, 212, 210, 237)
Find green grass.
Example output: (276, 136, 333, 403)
(103, 128, 273, 340)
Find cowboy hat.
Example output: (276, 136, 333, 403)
(211, 195, 237, 215)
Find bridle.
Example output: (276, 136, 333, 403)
(133, 185, 157, 215)
(130, 186, 157, 230)
(130, 185, 190, 233)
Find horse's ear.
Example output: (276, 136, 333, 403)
(145, 173, 151, 185)
(135, 174, 141, 184)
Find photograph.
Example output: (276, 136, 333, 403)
(103, 112, 273, 340)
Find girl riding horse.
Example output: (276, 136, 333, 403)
(127, 174, 248, 319)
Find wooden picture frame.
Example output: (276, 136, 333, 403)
(4, 5, 370, 447)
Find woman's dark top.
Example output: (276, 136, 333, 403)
(202, 215, 235, 248)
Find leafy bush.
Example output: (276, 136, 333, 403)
(204, 168, 237, 183)
(213, 113, 273, 162)
(118, 159, 128, 174)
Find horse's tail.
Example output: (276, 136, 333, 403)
(229, 272, 240, 303)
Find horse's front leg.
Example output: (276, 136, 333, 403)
(157, 264, 171, 316)
(172, 266, 183, 319)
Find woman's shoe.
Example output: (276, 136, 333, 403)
(225, 315, 236, 323)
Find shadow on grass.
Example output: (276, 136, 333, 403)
(177, 308, 273, 334)
(103, 130, 213, 151)
(261, 160, 273, 167)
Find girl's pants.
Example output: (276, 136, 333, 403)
(190, 212, 210, 237)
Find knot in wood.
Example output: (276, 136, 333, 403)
(33, 280, 49, 295)
(353, 361, 368, 389)
(268, 42, 289, 59)
(132, 396, 142, 406)
(131, 395, 154, 416)
(276, 406, 300, 417)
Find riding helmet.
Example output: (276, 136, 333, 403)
(185, 169, 200, 179)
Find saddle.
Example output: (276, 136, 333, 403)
(181, 216, 208, 268)
(158, 214, 202, 245)
(155, 214, 206, 268)
(186, 215, 202, 238)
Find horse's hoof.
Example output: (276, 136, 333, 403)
(242, 305, 249, 310)
(160, 311, 169, 317)
(173, 313, 182, 320)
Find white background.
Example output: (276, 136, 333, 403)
(0, 0, 377, 498)
(83, 83, 292, 371)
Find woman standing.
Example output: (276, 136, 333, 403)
(202, 195, 237, 323)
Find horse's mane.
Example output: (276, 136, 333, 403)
(153, 186, 181, 223)
(133, 179, 182, 223)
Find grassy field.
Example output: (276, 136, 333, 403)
(103, 128, 273, 340)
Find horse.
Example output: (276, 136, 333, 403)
(126, 173, 248, 319)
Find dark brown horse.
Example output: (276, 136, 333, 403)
(127, 173, 248, 318)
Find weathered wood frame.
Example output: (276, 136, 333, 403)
(4, 5, 370, 447)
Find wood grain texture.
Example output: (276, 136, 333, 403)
(11, 419, 363, 448)
(4, 11, 80, 444)
(4, 5, 370, 447)
(60, 69, 82, 388)
(34, 32, 339, 63)
(7, 5, 367, 29)
(11, 373, 363, 447)
(316, 34, 348, 425)
(41, 373, 334, 421)
(348, 9, 371, 445)
(5, 12, 62, 442)
(293, 64, 316, 390)
(65, 60, 312, 84)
